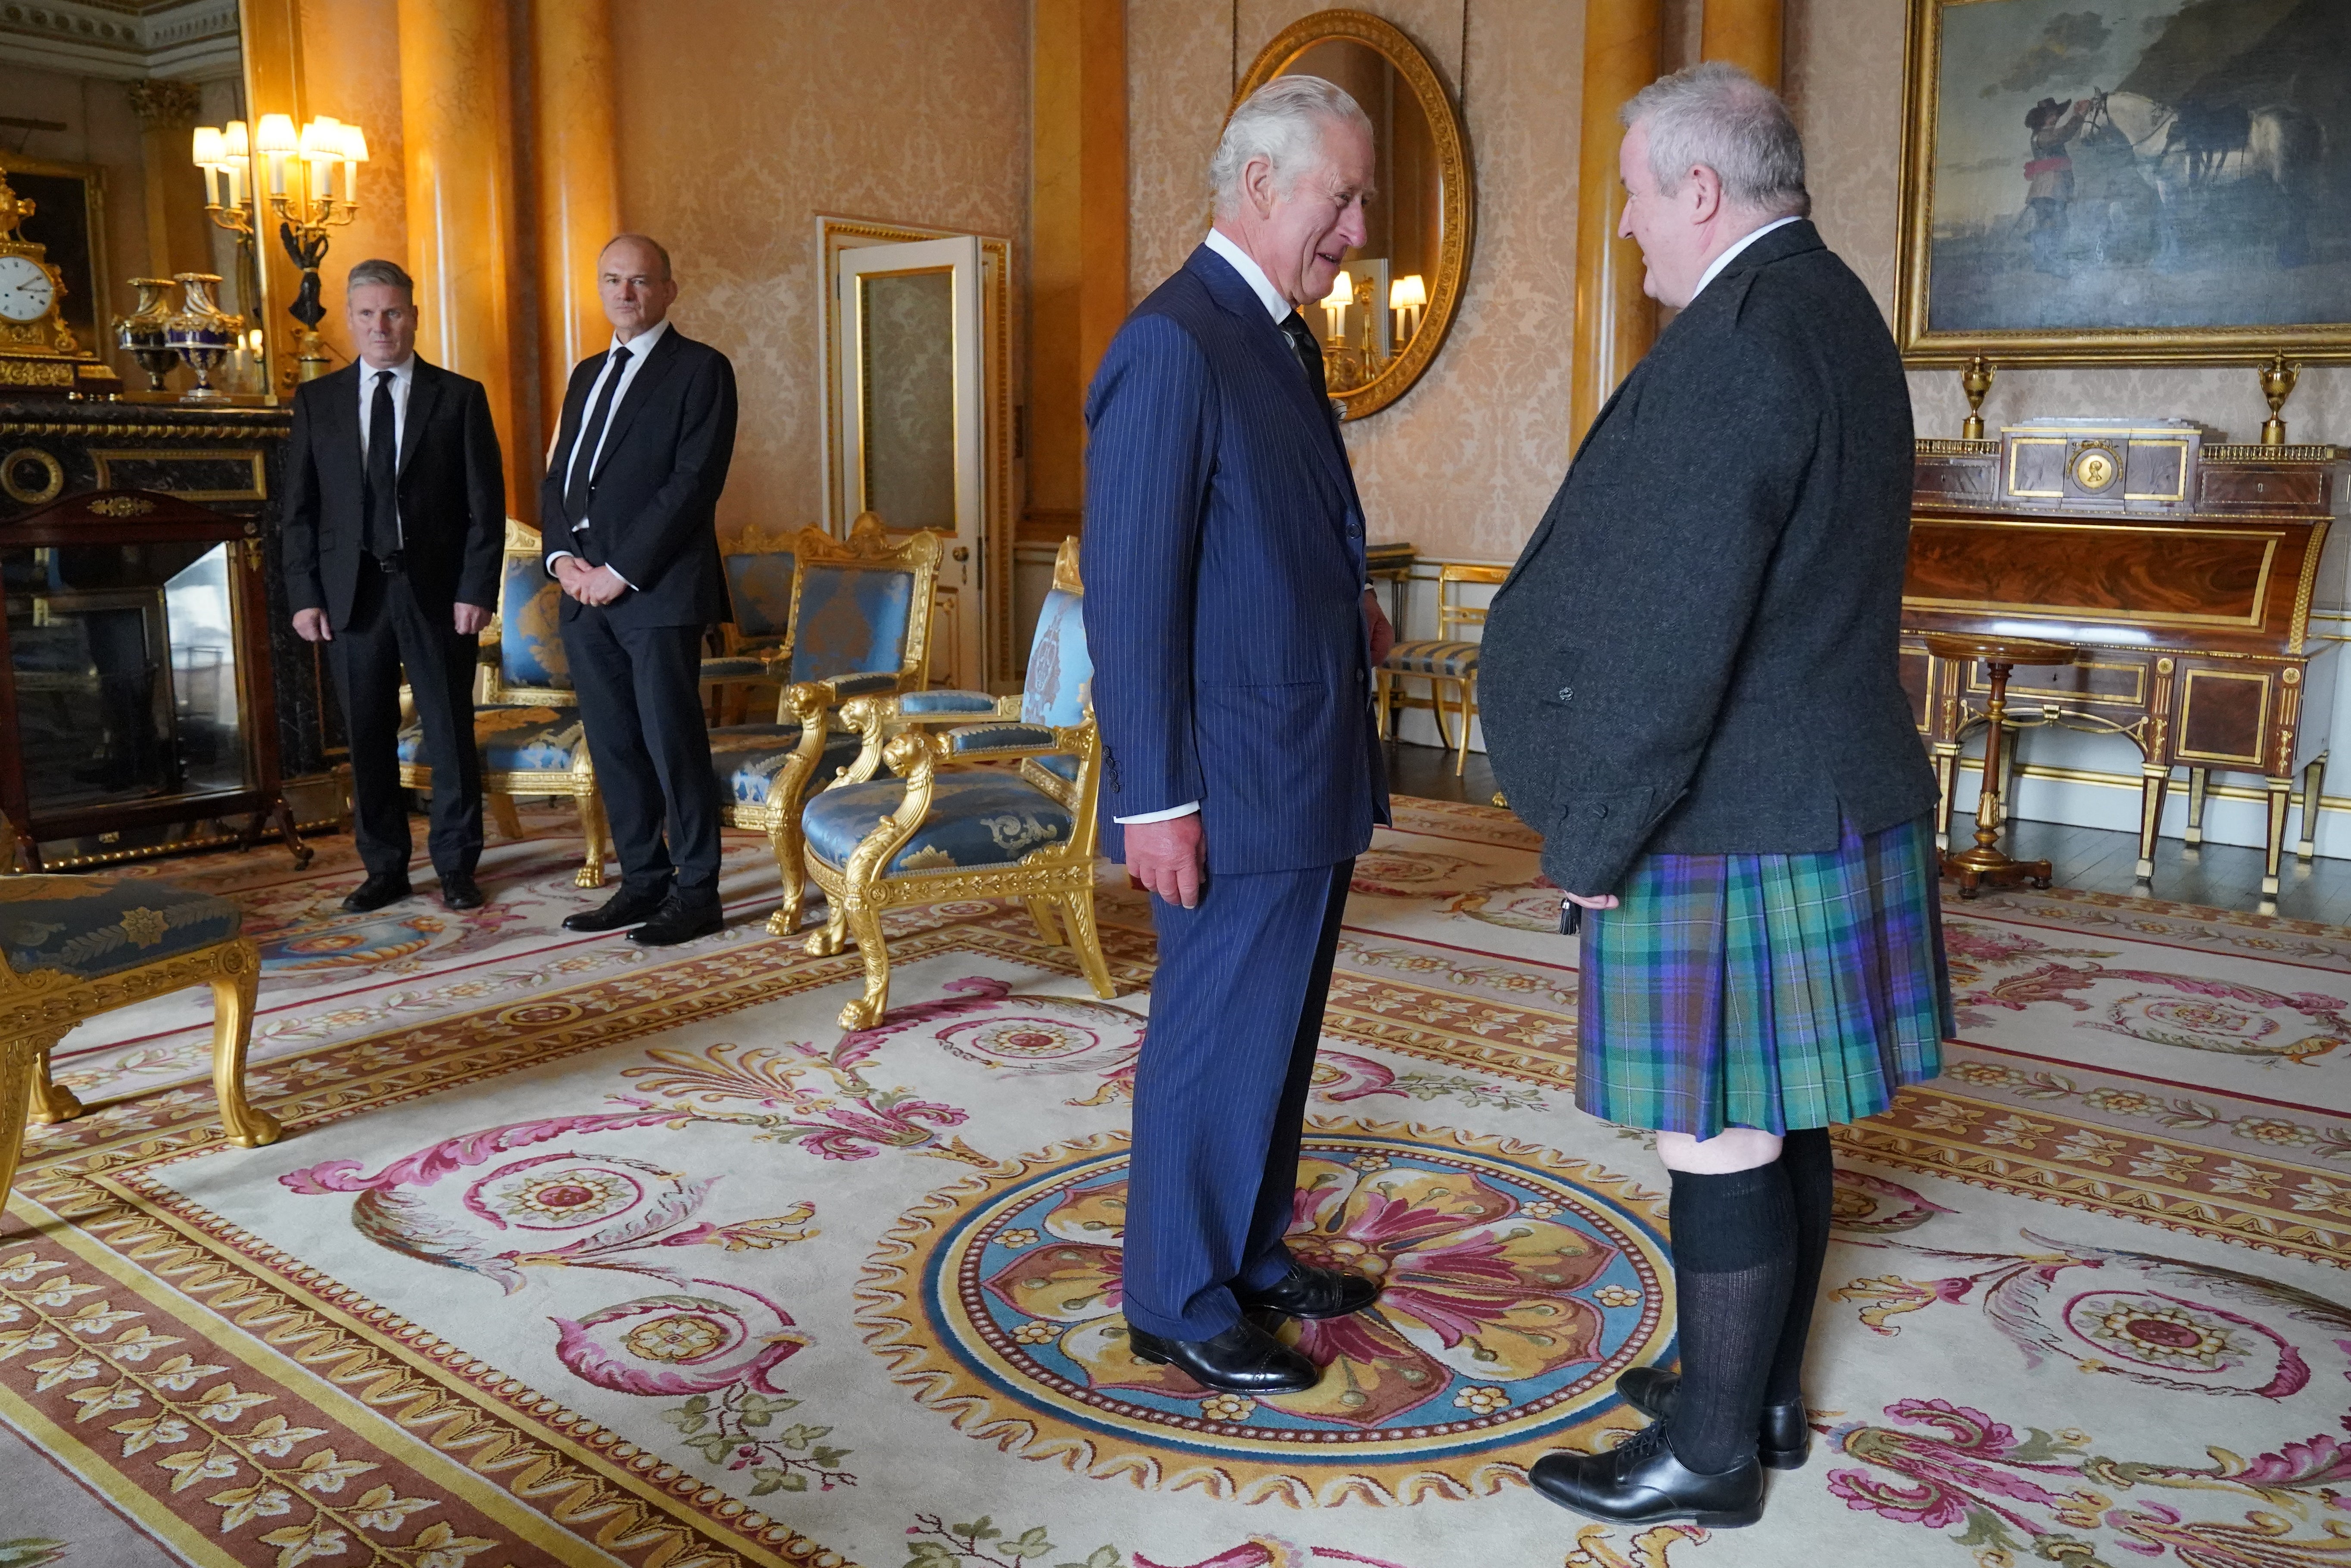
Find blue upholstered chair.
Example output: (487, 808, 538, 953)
(700, 525, 800, 722)
(802, 536, 1110, 1028)
(4, 874, 278, 1193)
(708, 513, 942, 935)
(398, 521, 613, 887)
(1377, 561, 1510, 776)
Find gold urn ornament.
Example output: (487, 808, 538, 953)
(0, 169, 121, 396)
(164, 272, 240, 403)
(115, 276, 180, 392)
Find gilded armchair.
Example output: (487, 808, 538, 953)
(4, 875, 279, 1195)
(700, 525, 800, 724)
(802, 536, 1110, 1027)
(399, 520, 611, 887)
(1377, 561, 1509, 775)
(708, 513, 941, 935)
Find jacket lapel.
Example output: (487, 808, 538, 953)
(590, 327, 687, 482)
(1186, 248, 1358, 509)
(318, 365, 361, 476)
(397, 360, 442, 477)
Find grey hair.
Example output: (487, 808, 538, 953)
(1620, 61, 1810, 219)
(345, 258, 413, 297)
(600, 232, 673, 281)
(1210, 75, 1372, 215)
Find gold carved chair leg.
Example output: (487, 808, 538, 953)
(1456, 676, 1480, 776)
(1026, 897, 1065, 947)
(209, 941, 280, 1149)
(1373, 669, 1393, 739)
(576, 787, 611, 889)
(27, 1033, 81, 1124)
(1057, 891, 1117, 1000)
(2298, 754, 2326, 862)
(489, 792, 526, 842)
(2184, 766, 2211, 848)
(0, 1033, 38, 1197)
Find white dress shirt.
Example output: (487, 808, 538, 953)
(546, 317, 673, 583)
(1116, 231, 1339, 830)
(356, 355, 415, 547)
(1690, 214, 1802, 304)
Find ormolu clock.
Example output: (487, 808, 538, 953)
(0, 169, 120, 396)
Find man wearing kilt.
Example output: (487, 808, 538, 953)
(1481, 62, 1953, 1530)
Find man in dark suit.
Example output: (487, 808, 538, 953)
(284, 258, 505, 914)
(543, 233, 739, 946)
(1082, 75, 1397, 1396)
(1482, 65, 1946, 1529)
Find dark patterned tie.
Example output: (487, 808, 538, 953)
(363, 369, 399, 560)
(1279, 311, 1328, 404)
(563, 345, 633, 538)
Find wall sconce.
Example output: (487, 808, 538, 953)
(193, 113, 366, 383)
(1320, 269, 1353, 344)
(1390, 273, 1426, 347)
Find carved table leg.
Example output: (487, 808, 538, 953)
(2135, 765, 2170, 884)
(210, 941, 281, 1149)
(2298, 753, 2327, 862)
(2261, 775, 2294, 900)
(27, 1033, 82, 1124)
(2183, 766, 2210, 848)
(1943, 658, 2055, 896)
(1931, 742, 1961, 853)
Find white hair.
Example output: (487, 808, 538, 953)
(1209, 75, 1372, 216)
(1621, 61, 1810, 219)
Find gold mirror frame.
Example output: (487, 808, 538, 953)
(1233, 10, 1475, 422)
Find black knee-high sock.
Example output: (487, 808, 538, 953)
(1664, 1161, 1796, 1474)
(1764, 1127, 1835, 1407)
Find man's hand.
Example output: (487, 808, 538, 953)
(1363, 588, 1394, 665)
(1563, 891, 1619, 910)
(553, 555, 596, 602)
(1125, 815, 1206, 909)
(453, 602, 492, 635)
(576, 565, 629, 606)
(292, 608, 332, 643)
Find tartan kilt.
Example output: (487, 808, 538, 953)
(1575, 812, 1952, 1138)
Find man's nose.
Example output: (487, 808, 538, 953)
(1618, 204, 1635, 240)
(1338, 204, 1369, 249)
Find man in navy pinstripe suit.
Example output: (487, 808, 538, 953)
(1081, 75, 1396, 1395)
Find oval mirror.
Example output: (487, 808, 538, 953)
(1232, 9, 1474, 421)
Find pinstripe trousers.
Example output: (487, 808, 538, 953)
(1121, 859, 1354, 1341)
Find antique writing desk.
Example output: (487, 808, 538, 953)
(1901, 422, 2351, 898)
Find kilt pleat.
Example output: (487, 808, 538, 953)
(1576, 812, 1952, 1138)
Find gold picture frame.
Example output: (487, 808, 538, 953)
(1894, 0, 2351, 367)
(0, 153, 110, 364)
(1234, 9, 1476, 420)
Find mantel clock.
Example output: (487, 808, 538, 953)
(0, 170, 120, 398)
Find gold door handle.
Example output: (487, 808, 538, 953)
(952, 547, 970, 561)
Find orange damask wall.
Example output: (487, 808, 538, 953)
(608, 0, 1029, 543)
(1126, 0, 2346, 564)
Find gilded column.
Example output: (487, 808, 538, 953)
(1702, 0, 1784, 90)
(1027, 0, 1127, 541)
(126, 81, 212, 280)
(530, 0, 620, 446)
(1569, 0, 1662, 448)
(397, 0, 524, 513)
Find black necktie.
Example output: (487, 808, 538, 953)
(363, 369, 398, 560)
(563, 345, 632, 539)
(1279, 311, 1328, 404)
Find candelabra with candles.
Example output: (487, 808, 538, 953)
(190, 114, 367, 383)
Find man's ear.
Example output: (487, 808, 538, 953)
(1243, 153, 1278, 218)
(1687, 164, 1725, 223)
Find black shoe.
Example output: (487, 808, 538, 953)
(626, 892, 724, 947)
(1618, 1366, 1811, 1470)
(1529, 1422, 1765, 1528)
(1234, 1262, 1379, 1320)
(439, 871, 485, 912)
(341, 873, 412, 913)
(1126, 1318, 1319, 1394)
(562, 884, 670, 933)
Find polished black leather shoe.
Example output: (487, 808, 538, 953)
(1618, 1366, 1811, 1470)
(1234, 1262, 1380, 1320)
(1529, 1421, 1765, 1528)
(562, 884, 670, 933)
(341, 873, 412, 913)
(438, 872, 485, 912)
(626, 893, 724, 947)
(1126, 1319, 1319, 1394)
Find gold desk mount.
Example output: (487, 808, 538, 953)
(1959, 355, 1996, 441)
(2260, 351, 2301, 447)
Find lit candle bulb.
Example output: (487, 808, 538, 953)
(1320, 268, 1353, 341)
(191, 125, 224, 207)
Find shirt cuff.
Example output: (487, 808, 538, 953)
(544, 551, 638, 591)
(1113, 802, 1200, 825)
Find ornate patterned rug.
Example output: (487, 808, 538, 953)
(4, 800, 2347, 1568)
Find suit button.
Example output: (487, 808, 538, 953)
(1557, 687, 1574, 702)
(1591, 804, 1609, 819)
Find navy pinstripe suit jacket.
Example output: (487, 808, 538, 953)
(1080, 244, 1388, 876)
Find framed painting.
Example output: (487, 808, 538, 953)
(0, 154, 109, 360)
(1895, 0, 2351, 366)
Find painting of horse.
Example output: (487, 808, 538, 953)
(1897, 0, 2351, 361)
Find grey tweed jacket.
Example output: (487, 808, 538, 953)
(1479, 219, 1937, 897)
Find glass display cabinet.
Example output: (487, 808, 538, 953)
(0, 487, 304, 871)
